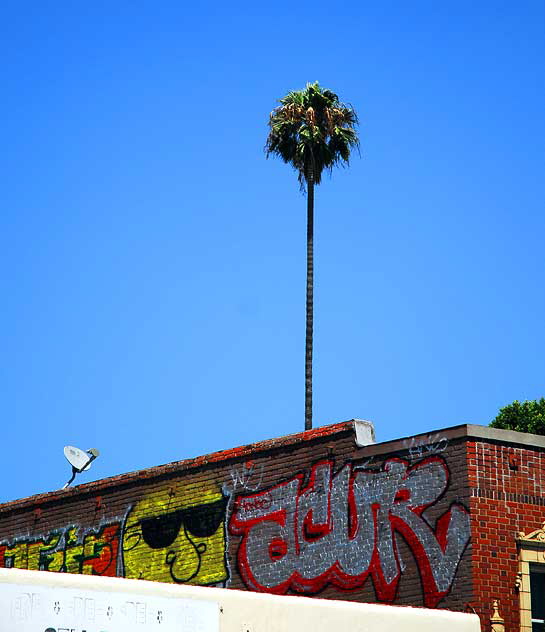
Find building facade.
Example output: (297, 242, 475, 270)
(0, 421, 543, 631)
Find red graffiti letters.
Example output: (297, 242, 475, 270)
(230, 457, 470, 607)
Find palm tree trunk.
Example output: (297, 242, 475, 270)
(305, 177, 314, 431)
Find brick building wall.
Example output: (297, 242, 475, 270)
(0, 421, 542, 629)
(466, 430, 545, 631)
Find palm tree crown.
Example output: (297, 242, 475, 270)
(265, 81, 359, 188)
(265, 82, 359, 431)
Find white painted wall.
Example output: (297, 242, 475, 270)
(0, 568, 480, 632)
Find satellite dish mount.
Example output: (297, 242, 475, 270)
(63, 446, 100, 489)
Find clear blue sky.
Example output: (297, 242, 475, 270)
(1, 1, 544, 503)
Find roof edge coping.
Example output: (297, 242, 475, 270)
(0, 420, 356, 514)
(359, 423, 545, 456)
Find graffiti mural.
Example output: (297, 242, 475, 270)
(122, 482, 228, 586)
(229, 456, 470, 607)
(0, 454, 470, 608)
(0, 482, 229, 588)
(0, 524, 119, 576)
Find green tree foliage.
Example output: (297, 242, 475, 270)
(490, 398, 545, 435)
(265, 82, 359, 431)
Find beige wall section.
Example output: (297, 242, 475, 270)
(0, 568, 480, 632)
(517, 521, 545, 632)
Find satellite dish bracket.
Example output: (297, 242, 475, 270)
(62, 447, 100, 489)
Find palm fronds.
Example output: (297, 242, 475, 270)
(266, 82, 359, 188)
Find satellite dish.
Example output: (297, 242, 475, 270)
(63, 446, 100, 488)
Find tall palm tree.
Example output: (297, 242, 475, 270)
(265, 82, 359, 431)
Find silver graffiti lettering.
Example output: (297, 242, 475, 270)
(230, 457, 470, 607)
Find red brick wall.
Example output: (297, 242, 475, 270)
(0, 423, 474, 612)
(467, 440, 545, 630)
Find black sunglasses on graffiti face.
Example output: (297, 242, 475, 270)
(127, 497, 228, 551)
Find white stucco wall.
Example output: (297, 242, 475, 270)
(0, 568, 480, 632)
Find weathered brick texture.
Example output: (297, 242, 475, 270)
(467, 439, 545, 631)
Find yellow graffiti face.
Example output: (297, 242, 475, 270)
(122, 483, 228, 586)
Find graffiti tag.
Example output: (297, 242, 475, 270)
(402, 434, 449, 460)
(226, 463, 265, 493)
